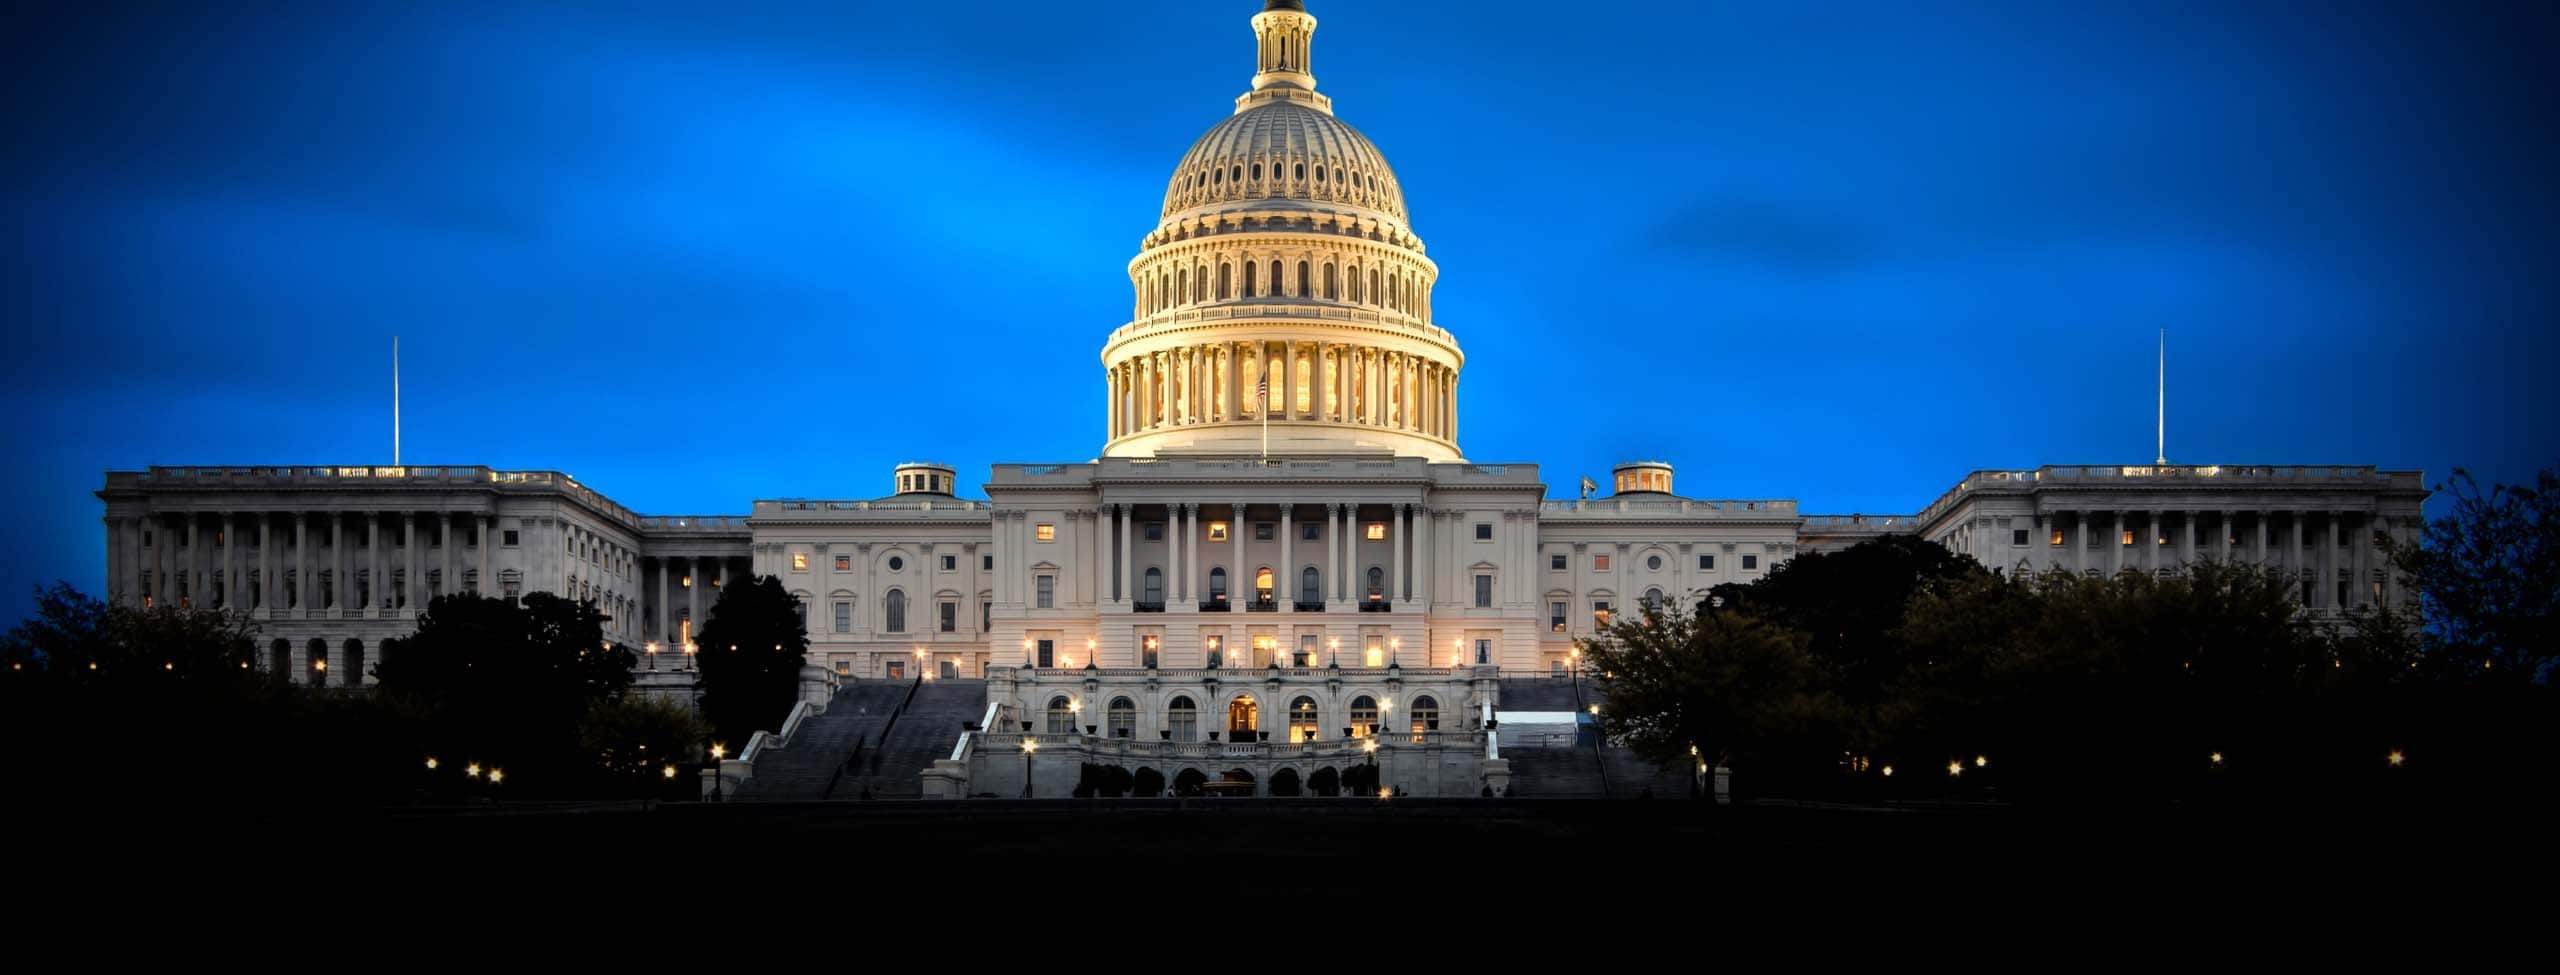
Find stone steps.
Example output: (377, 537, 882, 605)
(1502, 744, 1693, 799)
(843, 680, 987, 800)
(731, 682, 914, 800)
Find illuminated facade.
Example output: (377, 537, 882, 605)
(94, 2, 2424, 797)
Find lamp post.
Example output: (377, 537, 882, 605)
(705, 737, 727, 802)
(1329, 638, 1340, 668)
(1363, 736, 1380, 798)
(1021, 737, 1039, 798)
(645, 641, 658, 672)
(683, 640, 697, 671)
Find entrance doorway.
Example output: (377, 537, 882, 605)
(1227, 697, 1259, 741)
(939, 659, 958, 679)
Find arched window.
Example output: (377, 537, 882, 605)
(1218, 263, 1231, 301)
(1300, 567, 1320, 606)
(1294, 162, 1305, 181)
(1167, 696, 1198, 741)
(1411, 695, 1439, 743)
(269, 638, 289, 676)
(885, 590, 906, 633)
(1107, 697, 1136, 739)
(1251, 162, 1262, 181)
(1255, 567, 1275, 602)
(1315, 165, 1326, 183)
(1231, 165, 1243, 184)
(344, 638, 365, 685)
(307, 637, 329, 687)
(1288, 696, 1320, 742)
(1350, 696, 1379, 737)
(1325, 263, 1339, 300)
(1046, 696, 1077, 734)
(1177, 267, 1188, 305)
(1366, 566, 1385, 602)
(1268, 260, 1282, 297)
(1369, 268, 1382, 305)
(1143, 567, 1163, 605)
(1349, 264, 1361, 303)
(1297, 260, 1311, 298)
(1209, 567, 1228, 603)
(1643, 588, 1664, 612)
(1241, 261, 1255, 297)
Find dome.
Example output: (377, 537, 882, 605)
(1160, 100, 1408, 224)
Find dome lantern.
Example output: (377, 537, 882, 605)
(892, 462, 956, 498)
(1614, 461, 1676, 497)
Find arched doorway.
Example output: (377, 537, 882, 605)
(1226, 696, 1259, 741)
(306, 638, 329, 687)
(1212, 768, 1256, 798)
(268, 638, 289, 677)
(1133, 767, 1165, 798)
(1099, 766, 1133, 798)
(1308, 766, 1341, 797)
(343, 638, 365, 686)
(1173, 768, 1208, 797)
(1270, 767, 1302, 797)
(1288, 696, 1319, 742)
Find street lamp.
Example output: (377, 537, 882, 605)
(706, 738, 728, 802)
(1329, 638, 1340, 668)
(682, 641, 697, 670)
(1021, 737, 1039, 798)
(645, 642, 659, 671)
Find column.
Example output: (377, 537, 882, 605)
(256, 515, 273, 613)
(437, 512, 454, 605)
(2292, 511, 2310, 605)
(684, 556, 702, 639)
(1169, 504, 1187, 603)
(328, 513, 345, 612)
(1116, 504, 1133, 604)
(656, 557, 671, 643)
(1324, 503, 1341, 606)
(2318, 511, 2336, 610)
(219, 514, 237, 609)
(479, 515, 494, 597)
(2350, 511, 2370, 608)
(2073, 510, 2089, 575)
(180, 515, 199, 608)
(1391, 504, 1407, 609)
(361, 514, 380, 615)
(1279, 504, 1294, 611)
(1413, 504, 1431, 605)
(1231, 500, 1248, 602)
(291, 513, 312, 614)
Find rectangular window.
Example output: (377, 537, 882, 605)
(1302, 522, 1320, 541)
(2051, 530, 2065, 546)
(792, 552, 809, 571)
(2013, 529, 2030, 546)
(886, 660, 905, 680)
(1551, 554, 1568, 571)
(1143, 523, 1163, 542)
(1208, 522, 1230, 542)
(2122, 530, 2136, 546)
(1594, 554, 1610, 572)
(1365, 523, 1386, 541)
(940, 555, 956, 571)
(1475, 639, 1491, 665)
(1475, 523, 1493, 540)
(834, 660, 851, 677)
(1742, 555, 1758, 570)
(1036, 575, 1055, 609)
(981, 602, 991, 630)
(502, 530, 519, 547)
(1254, 522, 1275, 541)
(1474, 574, 1493, 608)
(1593, 601, 1612, 628)
(1550, 602, 1567, 632)
(1036, 639, 1054, 669)
(833, 601, 850, 633)
(1036, 524, 1056, 542)
(1699, 554, 1715, 570)
(835, 555, 851, 571)
(939, 601, 956, 632)
(983, 554, 994, 571)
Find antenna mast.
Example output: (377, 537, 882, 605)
(394, 336, 402, 466)
(2155, 328, 2166, 465)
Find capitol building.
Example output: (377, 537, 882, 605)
(94, 2, 2426, 798)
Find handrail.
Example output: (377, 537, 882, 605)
(736, 699, 816, 766)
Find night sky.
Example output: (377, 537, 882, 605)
(4, 1, 2555, 624)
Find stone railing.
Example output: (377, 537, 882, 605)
(1540, 498, 1796, 516)
(1107, 301, 1457, 350)
(635, 515, 751, 533)
(1914, 464, 2413, 528)
(754, 499, 989, 515)
(115, 466, 758, 538)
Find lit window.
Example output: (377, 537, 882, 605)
(1593, 601, 1612, 627)
(1550, 602, 1566, 632)
(2121, 530, 2136, 546)
(2051, 530, 2065, 546)
(1365, 523, 1386, 541)
(1036, 639, 1054, 668)
(792, 552, 808, 572)
(835, 555, 851, 571)
(1475, 523, 1493, 540)
(1594, 554, 1610, 572)
(1208, 522, 1230, 542)
(1036, 524, 1056, 542)
(1363, 642, 1383, 669)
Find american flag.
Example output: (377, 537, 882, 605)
(1257, 375, 1269, 408)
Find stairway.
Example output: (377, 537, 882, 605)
(841, 679, 988, 799)
(1502, 743, 1694, 799)
(1495, 677, 1590, 711)
(730, 681, 911, 800)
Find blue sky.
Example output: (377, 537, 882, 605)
(4, 0, 2555, 624)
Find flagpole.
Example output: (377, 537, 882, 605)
(2155, 328, 2165, 465)
(394, 335, 402, 466)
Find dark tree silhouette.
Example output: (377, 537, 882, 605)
(691, 575, 810, 749)
(2384, 465, 2559, 683)
(374, 592, 632, 790)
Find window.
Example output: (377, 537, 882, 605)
(1301, 567, 1321, 606)
(1475, 639, 1492, 665)
(1475, 523, 1493, 540)
(1036, 639, 1054, 668)
(1295, 634, 1316, 668)
(1255, 567, 1275, 601)
(1594, 554, 1610, 572)
(502, 530, 519, 547)
(1205, 636, 1223, 668)
(1168, 697, 1198, 741)
(885, 660, 905, 680)
(981, 601, 991, 630)
(1593, 601, 1612, 627)
(885, 591, 906, 632)
(1551, 601, 1567, 632)
(1742, 555, 1759, 570)
(1142, 568, 1163, 605)
(1647, 555, 1662, 571)
(835, 555, 851, 572)
(2052, 529, 2066, 546)
(1411, 696, 1439, 743)
(1210, 567, 1229, 603)
(1700, 554, 1715, 570)
(1474, 574, 1493, 608)
(1107, 698, 1136, 739)
(1143, 522, 1163, 542)
(1643, 588, 1664, 612)
(1366, 567, 1385, 601)
(1047, 697, 1076, 735)
(1552, 554, 1568, 571)
(1036, 524, 1056, 542)
(939, 601, 956, 632)
(1245, 522, 1270, 541)
(1351, 696, 1379, 735)
(983, 554, 993, 570)
(1365, 523, 1386, 541)
(1140, 634, 1160, 668)
(2013, 528, 2031, 546)
(888, 556, 904, 571)
(833, 601, 850, 633)
(2121, 530, 2136, 546)
(1036, 575, 1055, 609)
(792, 552, 808, 571)
(1302, 522, 1320, 541)
(1289, 697, 1320, 742)
(834, 660, 851, 677)
(1208, 521, 1230, 542)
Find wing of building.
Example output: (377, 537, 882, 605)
(93, 2, 2427, 799)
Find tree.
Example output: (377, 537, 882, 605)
(1708, 535, 1983, 750)
(2385, 465, 2559, 683)
(374, 592, 633, 790)
(1579, 598, 1847, 792)
(692, 575, 810, 749)
(580, 694, 711, 799)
